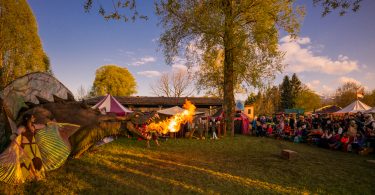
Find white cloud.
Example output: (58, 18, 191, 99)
(137, 71, 161, 78)
(280, 35, 360, 75)
(172, 64, 188, 72)
(321, 85, 334, 95)
(306, 80, 321, 90)
(133, 56, 156, 66)
(365, 73, 375, 80)
(338, 76, 361, 85)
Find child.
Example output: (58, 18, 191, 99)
(267, 124, 273, 136)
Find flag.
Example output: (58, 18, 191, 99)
(356, 88, 364, 98)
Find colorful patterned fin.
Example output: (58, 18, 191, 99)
(0, 136, 29, 184)
(35, 123, 79, 171)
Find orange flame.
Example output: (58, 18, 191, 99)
(147, 100, 196, 134)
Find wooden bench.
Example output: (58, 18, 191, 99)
(281, 149, 298, 160)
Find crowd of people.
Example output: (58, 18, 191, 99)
(251, 112, 375, 154)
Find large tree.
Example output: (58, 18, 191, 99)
(91, 65, 137, 96)
(0, 0, 51, 89)
(280, 75, 292, 110)
(254, 86, 281, 116)
(295, 85, 322, 112)
(333, 81, 361, 107)
(290, 73, 302, 108)
(156, 0, 302, 136)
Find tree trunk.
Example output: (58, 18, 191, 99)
(223, 0, 235, 137)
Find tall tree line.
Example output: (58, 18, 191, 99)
(248, 73, 322, 115)
(0, 0, 51, 90)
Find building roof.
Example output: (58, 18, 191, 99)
(86, 96, 223, 108)
(314, 105, 342, 114)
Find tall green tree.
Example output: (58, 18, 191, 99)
(254, 86, 280, 116)
(91, 65, 137, 96)
(290, 73, 302, 108)
(280, 75, 292, 110)
(0, 0, 51, 89)
(156, 0, 302, 136)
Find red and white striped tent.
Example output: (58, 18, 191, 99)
(92, 94, 133, 116)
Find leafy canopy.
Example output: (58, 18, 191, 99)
(91, 65, 137, 96)
(0, 0, 51, 89)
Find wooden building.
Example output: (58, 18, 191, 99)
(244, 104, 255, 120)
(86, 96, 223, 116)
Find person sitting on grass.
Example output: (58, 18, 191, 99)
(340, 133, 350, 152)
(319, 130, 332, 148)
(351, 133, 366, 153)
(283, 124, 291, 139)
(266, 124, 273, 137)
(294, 127, 303, 143)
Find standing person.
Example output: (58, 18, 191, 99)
(312, 115, 321, 130)
(197, 118, 203, 139)
(289, 114, 296, 133)
(252, 117, 257, 135)
(211, 119, 218, 140)
(217, 120, 221, 138)
(204, 118, 209, 139)
(18, 114, 45, 181)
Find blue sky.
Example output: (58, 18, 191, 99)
(28, 0, 375, 99)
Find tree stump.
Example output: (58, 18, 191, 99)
(281, 149, 298, 160)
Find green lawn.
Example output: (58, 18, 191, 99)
(1, 136, 375, 194)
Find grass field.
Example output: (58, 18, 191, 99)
(1, 136, 375, 194)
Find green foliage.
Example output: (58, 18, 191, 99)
(333, 81, 361, 107)
(156, 0, 303, 134)
(280, 75, 292, 109)
(290, 73, 303, 108)
(91, 65, 137, 96)
(313, 0, 362, 16)
(295, 86, 322, 112)
(0, 0, 51, 89)
(254, 86, 281, 116)
(83, 0, 148, 21)
(245, 93, 256, 105)
(363, 90, 375, 107)
(280, 73, 305, 110)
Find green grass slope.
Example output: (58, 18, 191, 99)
(1, 136, 374, 194)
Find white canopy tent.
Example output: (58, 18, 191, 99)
(157, 106, 205, 116)
(335, 100, 371, 114)
(365, 107, 375, 113)
(157, 106, 185, 116)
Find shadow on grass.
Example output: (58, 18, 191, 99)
(99, 148, 311, 194)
